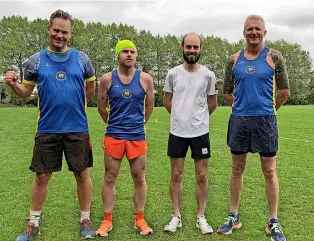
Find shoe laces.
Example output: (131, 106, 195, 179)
(198, 216, 209, 226)
(168, 216, 180, 226)
(136, 218, 149, 230)
(270, 222, 283, 233)
(224, 215, 237, 225)
(100, 219, 111, 227)
(81, 219, 93, 230)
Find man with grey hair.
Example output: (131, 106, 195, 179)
(163, 32, 218, 235)
(217, 15, 290, 241)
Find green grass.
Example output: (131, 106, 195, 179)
(1, 106, 314, 241)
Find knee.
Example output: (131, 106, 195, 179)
(196, 171, 208, 184)
(34, 173, 51, 185)
(104, 172, 118, 186)
(74, 169, 91, 183)
(262, 167, 277, 179)
(172, 170, 183, 183)
(132, 172, 146, 186)
(231, 164, 245, 177)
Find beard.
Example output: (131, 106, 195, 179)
(183, 52, 200, 64)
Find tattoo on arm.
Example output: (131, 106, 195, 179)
(223, 55, 235, 94)
(271, 49, 290, 90)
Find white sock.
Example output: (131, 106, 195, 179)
(174, 214, 181, 219)
(80, 211, 90, 221)
(30, 210, 41, 227)
(197, 214, 205, 219)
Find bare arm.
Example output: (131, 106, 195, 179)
(207, 95, 217, 115)
(5, 71, 35, 98)
(224, 94, 234, 107)
(141, 73, 154, 124)
(85, 80, 95, 102)
(163, 92, 173, 114)
(271, 49, 290, 110)
(97, 73, 111, 124)
(223, 55, 235, 107)
(275, 89, 290, 110)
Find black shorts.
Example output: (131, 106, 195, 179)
(167, 133, 211, 159)
(30, 132, 93, 173)
(227, 115, 278, 155)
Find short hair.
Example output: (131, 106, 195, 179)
(244, 15, 266, 30)
(49, 9, 74, 30)
(181, 33, 202, 47)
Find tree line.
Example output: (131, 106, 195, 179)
(0, 16, 313, 107)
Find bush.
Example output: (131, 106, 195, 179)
(306, 92, 314, 104)
(87, 95, 97, 107)
(155, 94, 163, 107)
(26, 96, 38, 106)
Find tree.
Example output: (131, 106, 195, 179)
(1, 15, 313, 106)
(267, 40, 313, 102)
(0, 16, 35, 80)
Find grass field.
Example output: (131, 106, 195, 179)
(1, 106, 314, 241)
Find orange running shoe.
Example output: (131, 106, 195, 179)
(96, 220, 112, 237)
(134, 218, 153, 236)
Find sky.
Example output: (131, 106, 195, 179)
(1, 0, 314, 62)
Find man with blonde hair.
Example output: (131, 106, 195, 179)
(217, 15, 290, 241)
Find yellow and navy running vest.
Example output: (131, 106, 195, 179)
(37, 49, 88, 133)
(232, 47, 276, 116)
(105, 69, 146, 140)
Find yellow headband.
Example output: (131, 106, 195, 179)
(115, 40, 137, 60)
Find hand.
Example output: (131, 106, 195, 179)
(5, 71, 19, 87)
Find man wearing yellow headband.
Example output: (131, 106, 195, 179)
(114, 39, 137, 60)
(97, 40, 154, 236)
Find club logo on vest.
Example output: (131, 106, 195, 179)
(56, 71, 67, 81)
(245, 65, 255, 74)
(122, 89, 132, 98)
